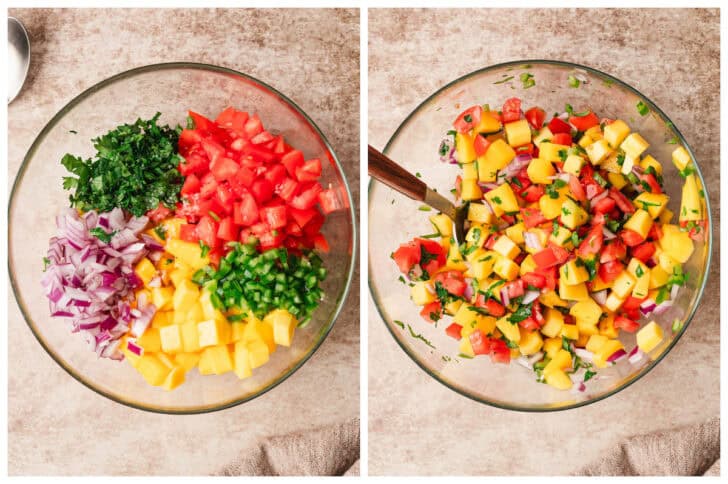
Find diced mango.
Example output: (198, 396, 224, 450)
(539, 194, 565, 220)
(679, 174, 703, 222)
(585, 139, 612, 164)
(603, 120, 630, 148)
(204, 344, 234, 374)
(180, 322, 201, 352)
(174, 352, 201, 372)
(561, 324, 579, 340)
(671, 146, 692, 171)
(468, 203, 494, 224)
(544, 349, 572, 375)
(518, 328, 543, 356)
(411, 281, 436, 306)
(264, 309, 297, 347)
(533, 126, 553, 147)
(243, 318, 276, 353)
(604, 292, 625, 312)
(545, 370, 572, 390)
(484, 183, 519, 217)
(659, 224, 694, 263)
(593, 339, 624, 368)
(492, 235, 520, 260)
(558, 279, 589, 301)
(460, 178, 483, 201)
(151, 310, 173, 328)
(135, 258, 157, 287)
(161, 366, 186, 391)
(540, 308, 564, 338)
(527, 158, 555, 184)
(150, 286, 174, 311)
(570, 297, 603, 328)
(550, 224, 572, 247)
(539, 143, 570, 163)
(504, 119, 532, 147)
(197, 318, 231, 348)
(233, 341, 253, 379)
(640, 154, 663, 175)
(429, 213, 453, 238)
(560, 259, 589, 286)
(586, 334, 608, 353)
(137, 355, 170, 386)
(627, 258, 650, 299)
(480, 139, 516, 178)
(455, 132, 476, 164)
(459, 336, 475, 358)
(493, 256, 519, 281)
(623, 209, 653, 239)
(599, 314, 619, 338)
(462, 161, 478, 180)
(542, 337, 562, 359)
(247, 340, 270, 369)
(159, 324, 184, 353)
(633, 192, 669, 219)
(137, 327, 161, 353)
(165, 238, 210, 271)
(620, 132, 649, 159)
(612, 271, 636, 299)
(563, 155, 585, 176)
(560, 198, 589, 230)
(636, 321, 664, 353)
(495, 316, 521, 343)
(446, 242, 468, 271)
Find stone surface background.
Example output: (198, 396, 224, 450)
(8, 8, 360, 475)
(368, 8, 719, 476)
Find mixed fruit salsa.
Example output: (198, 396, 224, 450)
(42, 108, 346, 390)
(393, 97, 706, 391)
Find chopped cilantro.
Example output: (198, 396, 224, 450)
(153, 225, 167, 240)
(568, 75, 580, 88)
(507, 303, 533, 324)
(636, 101, 649, 116)
(199, 241, 210, 258)
(520, 72, 535, 89)
(493, 76, 515, 85)
(89, 227, 115, 243)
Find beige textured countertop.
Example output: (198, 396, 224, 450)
(368, 8, 719, 476)
(8, 8, 360, 475)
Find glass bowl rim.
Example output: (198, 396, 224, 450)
(368, 58, 712, 412)
(8, 61, 357, 415)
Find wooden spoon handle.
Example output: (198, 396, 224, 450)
(368, 145, 427, 201)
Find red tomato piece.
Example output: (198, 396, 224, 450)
(614, 315, 640, 333)
(639, 173, 662, 194)
(319, 188, 344, 214)
(525, 107, 546, 130)
(180, 174, 201, 196)
(244, 114, 264, 138)
(296, 158, 323, 182)
(631, 242, 656, 262)
(501, 98, 522, 123)
(522, 207, 548, 229)
(489, 339, 511, 364)
(519, 317, 540, 331)
(445, 323, 463, 340)
(568, 175, 586, 202)
(392, 241, 420, 274)
(469, 330, 493, 355)
(434, 271, 467, 297)
(547, 117, 572, 134)
(592, 196, 616, 214)
(260, 205, 288, 230)
(216, 216, 238, 241)
(473, 134, 492, 157)
(179, 223, 198, 242)
(290, 182, 323, 210)
(147, 203, 172, 222)
(196, 215, 220, 249)
(188, 110, 216, 132)
(453, 105, 483, 133)
(577, 224, 604, 258)
(600, 240, 627, 262)
(281, 150, 305, 178)
(521, 272, 546, 289)
(251, 179, 274, 204)
(598, 260, 624, 283)
(276, 177, 300, 202)
(620, 229, 645, 247)
(551, 132, 572, 145)
(569, 112, 600, 131)
(420, 301, 443, 323)
(504, 279, 525, 298)
(622, 295, 647, 311)
(233, 192, 260, 227)
(609, 187, 635, 214)
(520, 185, 544, 203)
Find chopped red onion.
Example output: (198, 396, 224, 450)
(574, 348, 594, 362)
(589, 188, 609, 203)
(607, 348, 627, 363)
(501, 290, 511, 307)
(126, 339, 144, 356)
(522, 290, 540, 305)
(42, 209, 153, 360)
(463, 279, 474, 301)
(602, 227, 617, 240)
(501, 154, 532, 178)
(628, 348, 645, 364)
(653, 300, 674, 315)
(640, 299, 657, 316)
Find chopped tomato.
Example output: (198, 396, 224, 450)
(520, 185, 544, 203)
(420, 301, 442, 323)
(474, 295, 506, 317)
(547, 117, 572, 135)
(445, 323, 463, 340)
(622, 295, 646, 311)
(522, 207, 548, 228)
(489, 339, 511, 364)
(592, 196, 616, 214)
(392, 241, 420, 274)
(519, 317, 540, 331)
(180, 174, 201, 196)
(196, 215, 219, 249)
(433, 271, 467, 297)
(551, 132, 572, 146)
(598, 260, 624, 283)
(525, 107, 546, 130)
(568, 175, 586, 202)
(521, 272, 546, 289)
(501, 98, 522, 123)
(609, 188, 635, 214)
(515, 143, 535, 156)
(577, 223, 604, 258)
(473, 134, 492, 157)
(533, 245, 568, 269)
(620, 229, 645, 247)
(614, 315, 640, 333)
(601, 240, 627, 262)
(453, 105, 483, 133)
(638, 173, 662, 194)
(503, 279, 525, 298)
(296, 158, 323, 182)
(469, 330, 492, 355)
(260, 205, 287, 230)
(569, 112, 600, 131)
(631, 242, 656, 262)
(147, 203, 172, 222)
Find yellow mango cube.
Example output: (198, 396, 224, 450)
(247, 340, 270, 369)
(137, 327, 161, 353)
(539, 194, 565, 220)
(679, 174, 703, 222)
(570, 297, 603, 327)
(559, 279, 589, 301)
(544, 349, 572, 375)
(561, 324, 579, 340)
(518, 329, 543, 356)
(671, 146, 692, 171)
(640, 154, 663, 175)
(563, 155, 586, 176)
(460, 178, 483, 201)
(480, 139, 516, 172)
(484, 183, 519, 217)
(174, 352, 201, 372)
(453, 304, 483, 329)
(549, 224, 572, 247)
(197, 318, 231, 348)
(560, 199, 589, 230)
(162, 366, 186, 391)
(455, 132, 476, 164)
(493, 256, 519, 281)
(505, 222, 526, 245)
(496, 317, 521, 343)
(540, 308, 564, 338)
(623, 209, 653, 239)
(527, 158, 556, 184)
(446, 242, 468, 271)
(586, 334, 608, 353)
(197, 349, 215, 375)
(135, 258, 157, 287)
(230, 321, 247, 342)
(151, 310, 173, 329)
(159, 324, 183, 353)
(204, 345, 234, 374)
(627, 258, 650, 298)
(543, 337, 562, 359)
(560, 260, 589, 286)
(429, 213, 453, 238)
(545, 370, 572, 390)
(538, 143, 570, 163)
(468, 203, 494, 224)
(634, 192, 669, 219)
(599, 314, 619, 338)
(593, 339, 624, 368)
(620, 132, 649, 159)
(604, 292, 625, 312)
(151, 287, 174, 311)
(462, 161, 478, 181)
(233, 341, 253, 379)
(585, 139, 612, 164)
(264, 308, 297, 347)
(173, 279, 199, 313)
(612, 271, 636, 298)
(165, 238, 210, 271)
(539, 290, 569, 308)
(636, 321, 664, 353)
(459, 336, 475, 358)
(519, 254, 538, 276)
(137, 355, 170, 386)
(492, 235, 520, 260)
(658, 224, 694, 263)
(603, 119, 630, 148)
(607, 172, 628, 189)
(504, 119, 532, 147)
(533, 126, 554, 147)
(411, 281, 436, 306)
(243, 318, 276, 353)
(180, 322, 201, 352)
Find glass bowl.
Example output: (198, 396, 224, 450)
(9, 63, 356, 414)
(369, 60, 711, 411)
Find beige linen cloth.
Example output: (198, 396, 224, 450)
(577, 417, 719, 476)
(216, 418, 360, 476)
